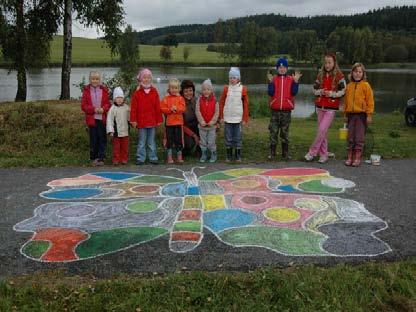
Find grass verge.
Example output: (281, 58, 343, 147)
(0, 101, 415, 167)
(1, 259, 415, 311)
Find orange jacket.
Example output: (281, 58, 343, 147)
(219, 85, 249, 123)
(160, 93, 186, 126)
(343, 80, 375, 116)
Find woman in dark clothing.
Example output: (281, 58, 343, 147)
(180, 80, 200, 157)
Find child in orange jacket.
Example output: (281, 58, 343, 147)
(160, 78, 186, 163)
(343, 63, 375, 167)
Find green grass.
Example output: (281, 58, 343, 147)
(0, 101, 415, 167)
(1, 259, 415, 311)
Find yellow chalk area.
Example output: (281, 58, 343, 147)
(201, 195, 226, 211)
(224, 168, 264, 177)
(270, 173, 330, 186)
(264, 207, 301, 223)
(295, 198, 329, 211)
(231, 180, 262, 189)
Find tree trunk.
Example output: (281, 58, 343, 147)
(15, 0, 26, 102)
(60, 0, 72, 100)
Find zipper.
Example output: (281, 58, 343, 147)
(352, 82, 358, 113)
(280, 76, 284, 110)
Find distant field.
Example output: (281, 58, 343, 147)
(49, 36, 232, 64)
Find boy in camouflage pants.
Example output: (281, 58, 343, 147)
(267, 58, 302, 159)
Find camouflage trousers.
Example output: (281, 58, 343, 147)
(269, 110, 291, 145)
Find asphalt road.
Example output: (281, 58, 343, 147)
(0, 160, 415, 279)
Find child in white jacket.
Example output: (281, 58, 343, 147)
(107, 87, 130, 165)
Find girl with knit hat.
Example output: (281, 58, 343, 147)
(130, 68, 163, 165)
(195, 79, 219, 163)
(160, 78, 186, 163)
(219, 67, 249, 162)
(304, 53, 346, 163)
(107, 87, 130, 165)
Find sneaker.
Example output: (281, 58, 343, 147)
(304, 153, 314, 161)
(121, 162, 128, 165)
(96, 160, 105, 166)
(149, 159, 159, 165)
(318, 156, 328, 164)
(136, 160, 145, 165)
(113, 162, 119, 166)
(91, 159, 99, 166)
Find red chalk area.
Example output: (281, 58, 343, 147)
(171, 232, 201, 242)
(260, 168, 327, 176)
(31, 228, 88, 262)
(178, 210, 202, 221)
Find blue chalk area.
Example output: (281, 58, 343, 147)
(43, 188, 103, 200)
(92, 172, 140, 181)
(161, 182, 187, 197)
(187, 186, 200, 195)
(278, 185, 297, 192)
(204, 209, 255, 233)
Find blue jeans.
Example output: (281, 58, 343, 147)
(89, 119, 107, 160)
(137, 127, 158, 162)
(224, 122, 242, 148)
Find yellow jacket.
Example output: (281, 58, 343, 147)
(343, 80, 374, 116)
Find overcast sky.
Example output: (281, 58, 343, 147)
(74, 0, 415, 37)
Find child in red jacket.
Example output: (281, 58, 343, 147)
(160, 78, 186, 163)
(130, 68, 163, 165)
(81, 71, 111, 166)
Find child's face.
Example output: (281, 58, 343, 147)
(115, 97, 124, 105)
(352, 67, 364, 81)
(90, 74, 101, 87)
(202, 86, 212, 98)
(141, 74, 152, 86)
(183, 87, 194, 100)
(169, 84, 180, 95)
(324, 56, 335, 72)
(229, 77, 239, 86)
(277, 66, 287, 75)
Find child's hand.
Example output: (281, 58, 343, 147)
(109, 132, 113, 137)
(267, 72, 273, 82)
(323, 90, 331, 97)
(219, 119, 224, 124)
(171, 105, 177, 112)
(242, 121, 248, 126)
(130, 122, 137, 128)
(200, 122, 207, 127)
(344, 116, 348, 123)
(292, 71, 303, 83)
(367, 115, 373, 124)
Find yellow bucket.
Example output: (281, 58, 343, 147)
(339, 124, 348, 140)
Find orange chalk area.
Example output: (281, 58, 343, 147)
(178, 210, 202, 221)
(171, 232, 201, 242)
(32, 228, 88, 262)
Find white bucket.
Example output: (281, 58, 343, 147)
(370, 154, 381, 166)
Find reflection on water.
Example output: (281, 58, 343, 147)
(1, 66, 415, 118)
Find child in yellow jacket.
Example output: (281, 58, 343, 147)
(343, 63, 375, 167)
(160, 78, 186, 163)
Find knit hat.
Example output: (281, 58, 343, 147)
(229, 67, 241, 79)
(201, 79, 213, 91)
(113, 87, 124, 100)
(137, 68, 153, 81)
(276, 57, 289, 68)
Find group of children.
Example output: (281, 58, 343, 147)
(81, 54, 374, 167)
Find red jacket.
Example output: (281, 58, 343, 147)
(199, 95, 217, 123)
(81, 84, 111, 127)
(160, 93, 186, 126)
(269, 75, 295, 111)
(314, 72, 345, 110)
(130, 87, 163, 128)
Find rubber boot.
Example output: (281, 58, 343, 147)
(345, 149, 354, 166)
(226, 148, 233, 162)
(281, 143, 290, 160)
(235, 148, 242, 162)
(268, 144, 276, 160)
(177, 150, 184, 163)
(352, 150, 362, 167)
(166, 149, 174, 164)
(209, 150, 217, 163)
(199, 148, 208, 163)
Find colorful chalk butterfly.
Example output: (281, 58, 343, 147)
(14, 167, 391, 262)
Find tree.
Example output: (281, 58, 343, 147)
(118, 24, 139, 71)
(59, 0, 124, 100)
(163, 33, 178, 48)
(221, 20, 238, 62)
(239, 21, 257, 62)
(160, 46, 172, 61)
(183, 46, 191, 62)
(213, 18, 224, 43)
(384, 44, 409, 62)
(0, 0, 60, 101)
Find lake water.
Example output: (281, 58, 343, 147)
(1, 66, 415, 118)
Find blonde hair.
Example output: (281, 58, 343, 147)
(317, 53, 343, 89)
(89, 71, 101, 79)
(349, 63, 367, 82)
(168, 78, 180, 89)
